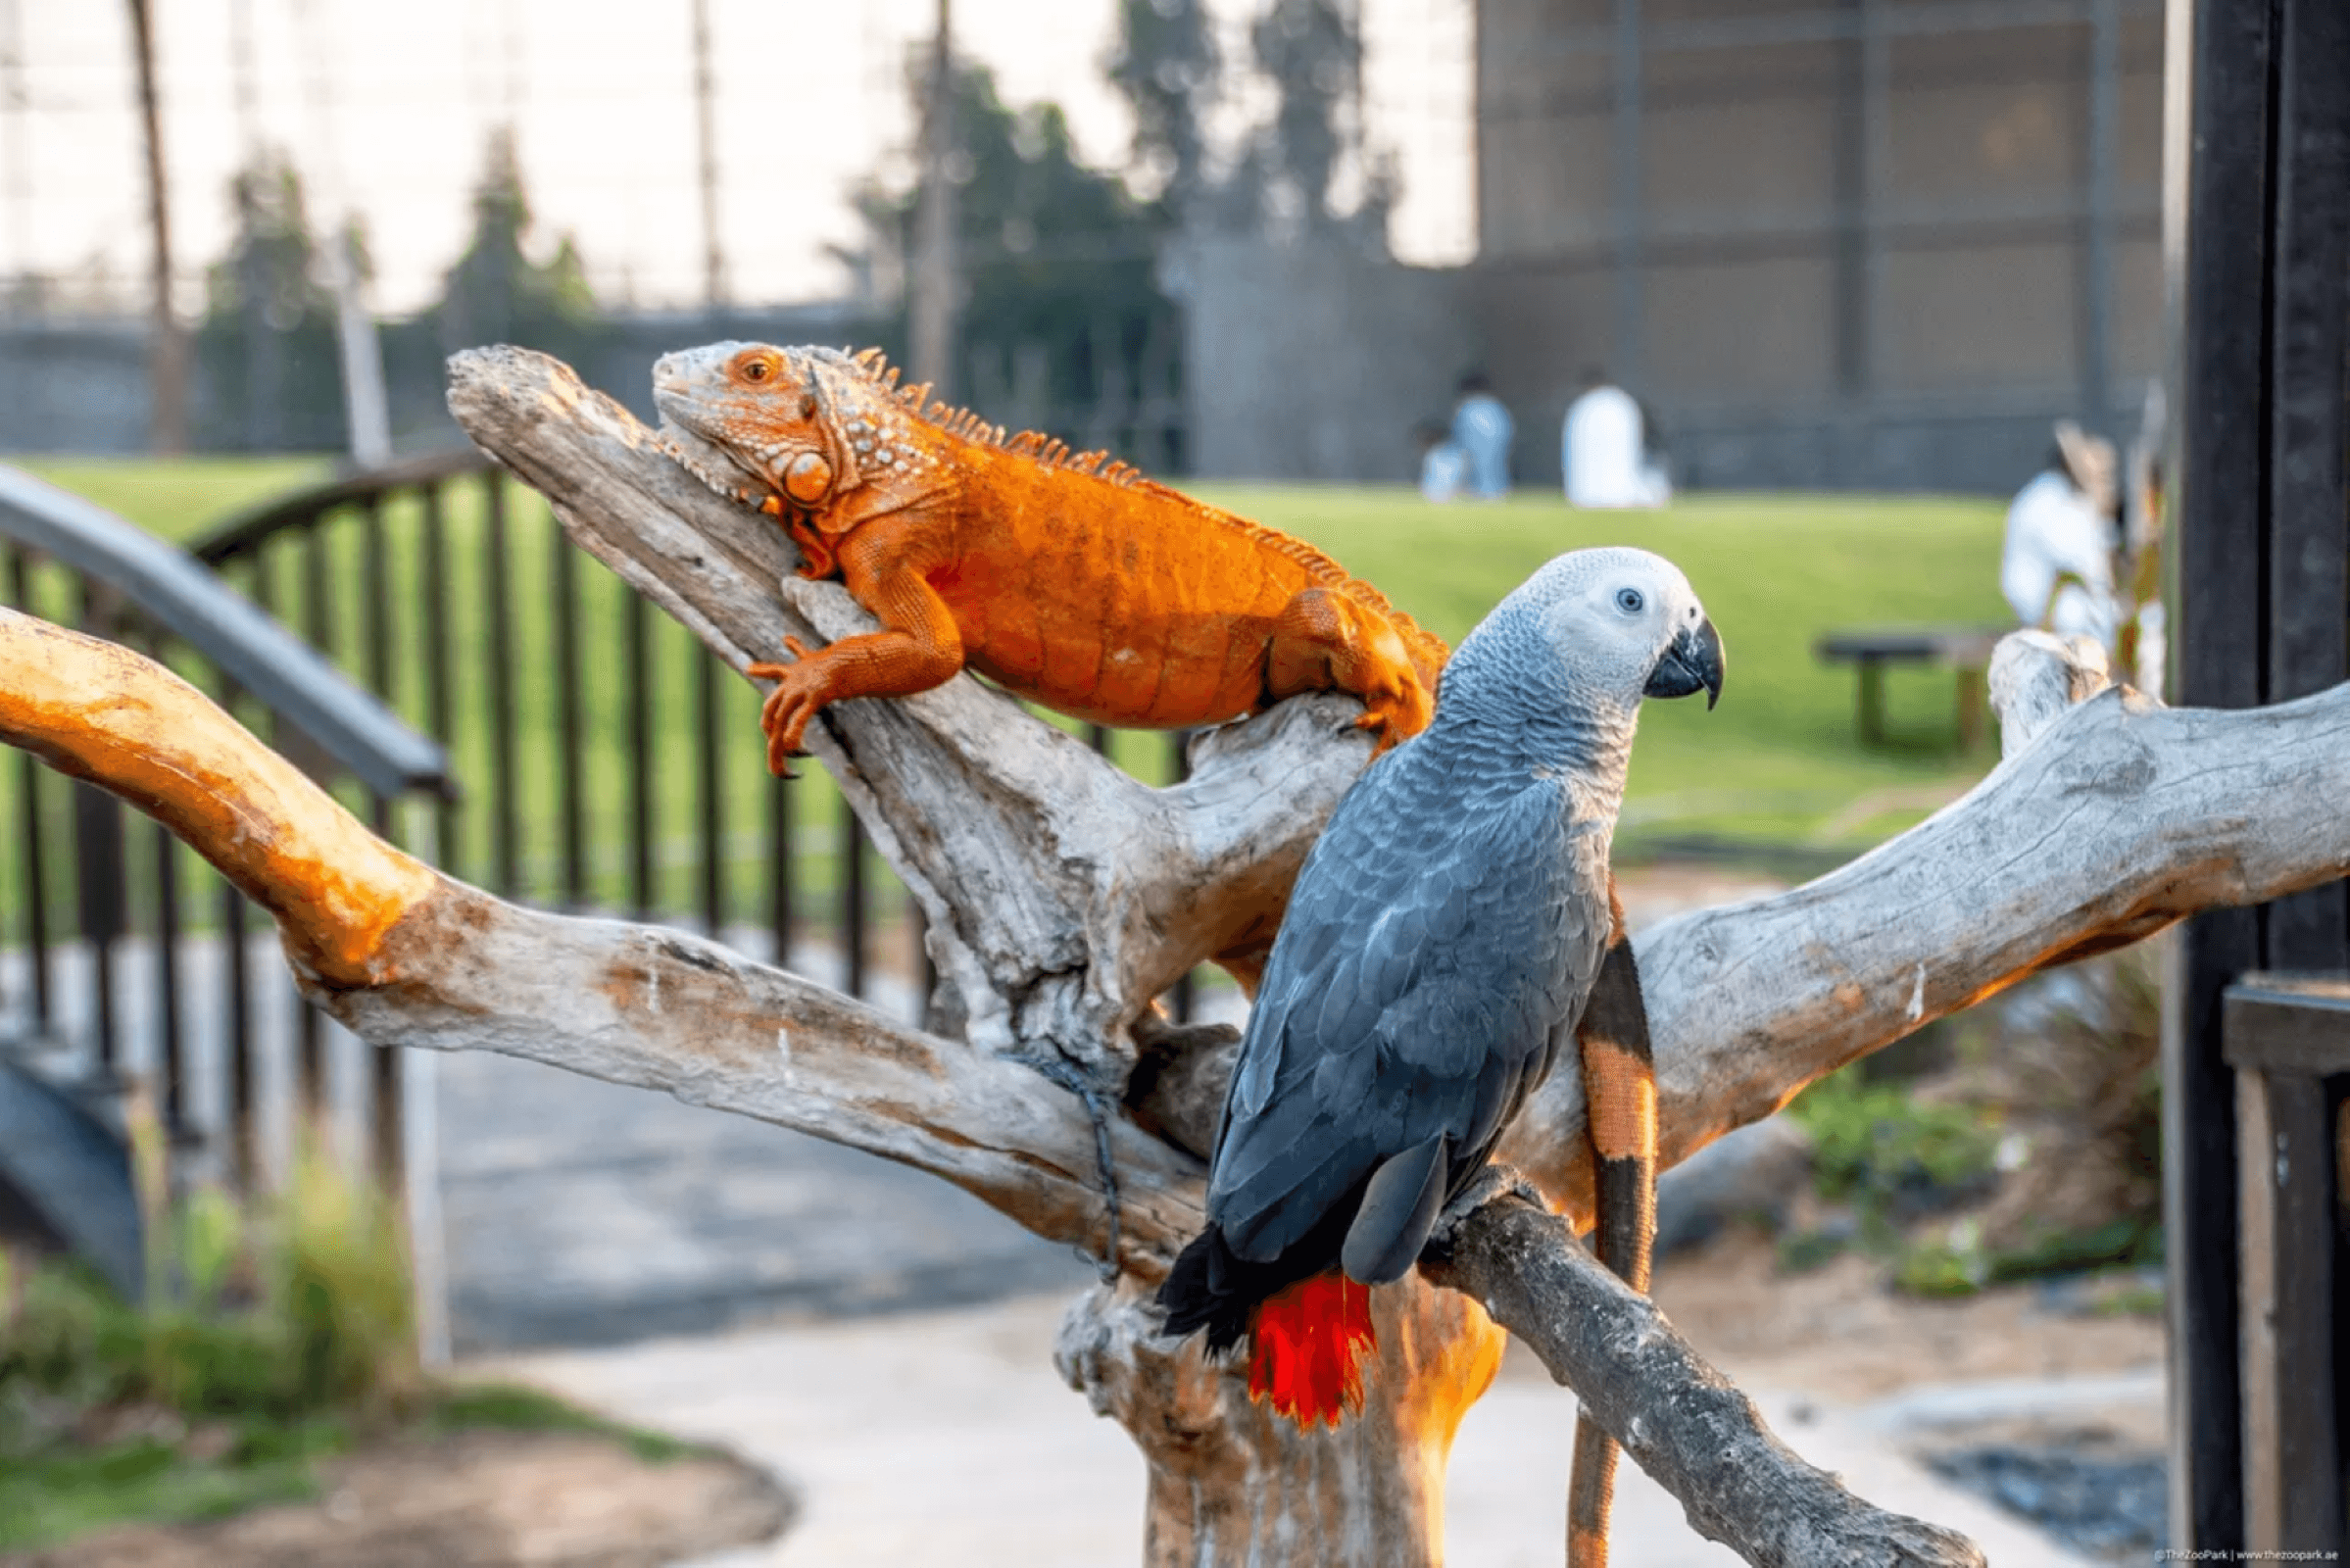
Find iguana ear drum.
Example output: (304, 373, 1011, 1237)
(783, 451, 833, 504)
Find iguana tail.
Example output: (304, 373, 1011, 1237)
(1568, 885, 1657, 1568)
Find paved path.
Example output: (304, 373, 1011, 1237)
(490, 1293, 2105, 1568)
(432, 1043, 1100, 1351)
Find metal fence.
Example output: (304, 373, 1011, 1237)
(1, 454, 1197, 1239)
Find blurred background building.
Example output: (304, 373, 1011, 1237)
(0, 1, 2162, 485)
(1470, 0, 2163, 491)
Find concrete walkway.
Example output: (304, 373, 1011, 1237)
(490, 1293, 2105, 1568)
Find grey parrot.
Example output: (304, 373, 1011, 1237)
(1156, 545, 1722, 1558)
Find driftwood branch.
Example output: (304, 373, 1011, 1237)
(0, 610, 1194, 1272)
(14, 343, 2349, 1565)
(1425, 1195, 1984, 1567)
(1503, 641, 2350, 1214)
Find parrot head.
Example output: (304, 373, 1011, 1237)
(1446, 546, 1724, 730)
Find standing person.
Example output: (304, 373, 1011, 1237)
(1562, 366, 1671, 509)
(2000, 420, 2120, 646)
(1450, 372, 1514, 500)
(1414, 419, 1466, 503)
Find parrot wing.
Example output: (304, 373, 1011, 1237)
(1208, 757, 1608, 1266)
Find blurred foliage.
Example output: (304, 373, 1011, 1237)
(1894, 1216, 2161, 1299)
(1246, 0, 1393, 236)
(0, 1139, 415, 1429)
(1779, 946, 2167, 1300)
(1107, 0, 1220, 214)
(1788, 1069, 2003, 1233)
(424, 127, 611, 366)
(850, 61, 1180, 451)
(1889, 948, 2165, 1298)
(0, 1138, 673, 1549)
(193, 150, 346, 452)
(424, 1383, 698, 1465)
(192, 128, 617, 456)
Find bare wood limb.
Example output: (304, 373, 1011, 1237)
(1424, 1193, 1985, 1568)
(25, 342, 2342, 1564)
(0, 609, 432, 985)
(444, 345, 1367, 1103)
(0, 609, 1195, 1269)
(1503, 672, 2350, 1215)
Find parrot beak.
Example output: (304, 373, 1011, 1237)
(1644, 616, 1726, 709)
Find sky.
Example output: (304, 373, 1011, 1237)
(0, 0, 1474, 318)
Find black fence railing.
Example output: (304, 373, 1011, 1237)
(0, 454, 1206, 1241)
(0, 463, 452, 1221)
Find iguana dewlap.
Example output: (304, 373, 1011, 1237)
(652, 342, 1447, 774)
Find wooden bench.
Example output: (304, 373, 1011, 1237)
(1812, 625, 2008, 749)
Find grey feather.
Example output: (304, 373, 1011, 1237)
(1199, 546, 1715, 1281)
(1343, 1136, 1451, 1284)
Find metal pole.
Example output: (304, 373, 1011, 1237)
(124, 0, 186, 454)
(1609, 0, 1642, 389)
(2, 0, 32, 297)
(2084, 0, 2120, 427)
(325, 224, 391, 467)
(692, 0, 726, 315)
(288, 0, 392, 467)
(909, 0, 957, 399)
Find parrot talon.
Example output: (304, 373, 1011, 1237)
(1426, 1162, 1539, 1257)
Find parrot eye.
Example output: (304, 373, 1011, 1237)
(1615, 588, 1644, 614)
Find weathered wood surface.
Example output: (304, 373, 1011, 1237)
(12, 343, 2350, 1564)
(1423, 1194, 1983, 1567)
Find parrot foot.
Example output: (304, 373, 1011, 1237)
(1426, 1162, 1544, 1258)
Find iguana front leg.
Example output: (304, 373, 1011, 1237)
(1566, 880, 1657, 1568)
(748, 520, 962, 776)
(1263, 586, 1434, 751)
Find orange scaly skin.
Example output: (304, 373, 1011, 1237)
(653, 342, 1448, 775)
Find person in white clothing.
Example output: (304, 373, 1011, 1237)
(1562, 368, 1670, 508)
(2000, 422, 2120, 646)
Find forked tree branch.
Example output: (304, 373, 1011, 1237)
(0, 602, 1988, 1563)
(1425, 1194, 1984, 1567)
(12, 346, 2346, 1566)
(0, 610, 1194, 1273)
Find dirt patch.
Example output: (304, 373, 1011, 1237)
(6, 1429, 794, 1568)
(1495, 1226, 2164, 1404)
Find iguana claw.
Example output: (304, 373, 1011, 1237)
(748, 637, 823, 777)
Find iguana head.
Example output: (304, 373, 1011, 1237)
(653, 341, 879, 516)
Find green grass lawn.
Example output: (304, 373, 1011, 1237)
(1196, 484, 2010, 856)
(6, 460, 2010, 918)
(20, 457, 333, 544)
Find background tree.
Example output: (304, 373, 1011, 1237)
(849, 62, 1184, 467)
(1246, 0, 1395, 241)
(423, 128, 611, 371)
(1106, 0, 1222, 217)
(194, 151, 342, 453)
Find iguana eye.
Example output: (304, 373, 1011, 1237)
(737, 353, 776, 384)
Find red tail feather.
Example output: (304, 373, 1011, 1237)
(1248, 1272, 1377, 1427)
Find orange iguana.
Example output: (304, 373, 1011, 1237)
(650, 341, 1447, 776)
